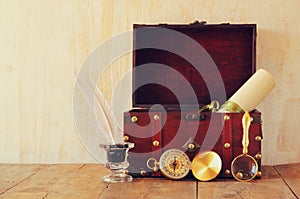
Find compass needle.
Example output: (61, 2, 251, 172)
(173, 156, 177, 172)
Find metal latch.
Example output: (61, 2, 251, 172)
(190, 20, 207, 25)
(185, 113, 206, 121)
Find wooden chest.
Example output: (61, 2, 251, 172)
(124, 22, 262, 179)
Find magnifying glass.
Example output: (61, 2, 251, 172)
(231, 112, 258, 182)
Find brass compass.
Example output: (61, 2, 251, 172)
(147, 149, 191, 180)
(159, 149, 191, 180)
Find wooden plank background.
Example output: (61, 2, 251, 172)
(0, 0, 299, 165)
(0, 164, 299, 198)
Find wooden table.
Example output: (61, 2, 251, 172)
(0, 164, 299, 199)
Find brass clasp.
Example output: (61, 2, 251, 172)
(146, 158, 159, 172)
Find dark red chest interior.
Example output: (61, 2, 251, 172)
(132, 23, 256, 108)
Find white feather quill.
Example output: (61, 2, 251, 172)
(76, 72, 121, 145)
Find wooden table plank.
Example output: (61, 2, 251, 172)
(197, 166, 297, 199)
(99, 178, 197, 199)
(0, 164, 84, 199)
(43, 164, 110, 199)
(0, 164, 299, 199)
(0, 191, 48, 199)
(0, 164, 196, 199)
(275, 163, 300, 198)
(0, 164, 48, 195)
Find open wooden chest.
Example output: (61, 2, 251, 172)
(123, 22, 262, 179)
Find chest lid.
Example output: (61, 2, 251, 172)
(132, 22, 256, 108)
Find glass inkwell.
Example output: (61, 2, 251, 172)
(100, 142, 134, 183)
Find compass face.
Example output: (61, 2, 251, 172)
(159, 149, 191, 180)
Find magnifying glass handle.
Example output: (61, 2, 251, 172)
(242, 112, 251, 154)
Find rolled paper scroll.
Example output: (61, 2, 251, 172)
(219, 69, 276, 113)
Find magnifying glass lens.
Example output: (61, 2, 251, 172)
(232, 155, 257, 181)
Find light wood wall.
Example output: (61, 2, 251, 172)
(0, 0, 299, 165)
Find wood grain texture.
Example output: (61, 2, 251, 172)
(0, 164, 87, 199)
(0, 164, 299, 199)
(36, 164, 110, 199)
(0, 0, 299, 164)
(99, 178, 196, 199)
(198, 166, 297, 199)
(275, 163, 300, 197)
(0, 164, 48, 194)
